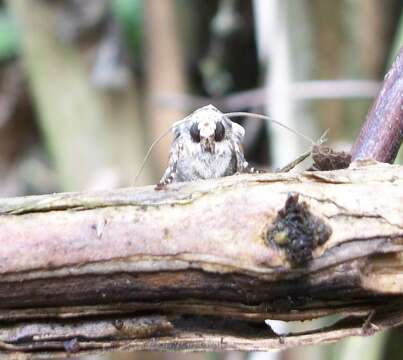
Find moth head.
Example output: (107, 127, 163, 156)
(188, 105, 227, 153)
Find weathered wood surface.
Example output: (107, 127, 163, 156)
(0, 161, 402, 356)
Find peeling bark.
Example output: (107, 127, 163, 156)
(0, 162, 402, 356)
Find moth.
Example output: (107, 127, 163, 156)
(134, 104, 321, 189)
(156, 104, 260, 189)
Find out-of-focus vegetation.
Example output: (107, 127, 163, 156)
(112, 0, 142, 52)
(0, 10, 18, 61)
(0, 1, 401, 359)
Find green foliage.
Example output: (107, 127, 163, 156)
(0, 1, 144, 62)
(112, 0, 142, 53)
(0, 10, 19, 61)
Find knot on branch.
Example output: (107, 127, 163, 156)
(266, 193, 332, 266)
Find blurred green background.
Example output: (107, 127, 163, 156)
(0, 1, 402, 359)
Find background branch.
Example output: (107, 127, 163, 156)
(351, 47, 403, 163)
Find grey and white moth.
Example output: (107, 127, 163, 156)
(156, 104, 260, 189)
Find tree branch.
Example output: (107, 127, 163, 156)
(0, 162, 402, 356)
(351, 46, 403, 163)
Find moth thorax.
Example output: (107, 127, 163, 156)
(199, 121, 216, 138)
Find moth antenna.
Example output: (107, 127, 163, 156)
(133, 117, 189, 185)
(225, 112, 316, 145)
(134, 110, 324, 186)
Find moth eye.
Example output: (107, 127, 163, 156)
(190, 123, 201, 142)
(214, 121, 225, 142)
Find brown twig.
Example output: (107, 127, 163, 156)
(351, 47, 403, 163)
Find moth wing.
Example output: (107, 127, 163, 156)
(224, 119, 247, 172)
(230, 121, 245, 143)
(157, 132, 184, 186)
